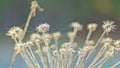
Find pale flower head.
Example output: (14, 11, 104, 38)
(36, 23, 50, 33)
(60, 48, 66, 55)
(113, 40, 120, 50)
(24, 41, 34, 48)
(105, 46, 115, 57)
(53, 50, 58, 56)
(87, 23, 98, 31)
(42, 33, 52, 40)
(102, 20, 116, 33)
(67, 32, 76, 39)
(14, 43, 24, 54)
(29, 33, 41, 43)
(42, 47, 50, 53)
(52, 32, 61, 40)
(70, 22, 83, 31)
(85, 40, 95, 46)
(6, 26, 23, 39)
(31, 1, 38, 8)
(101, 37, 113, 44)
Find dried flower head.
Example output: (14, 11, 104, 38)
(102, 20, 116, 33)
(52, 32, 61, 40)
(87, 23, 98, 31)
(86, 40, 95, 46)
(113, 40, 120, 50)
(67, 32, 76, 39)
(24, 41, 34, 48)
(6, 26, 23, 39)
(101, 37, 113, 44)
(70, 22, 83, 31)
(105, 46, 115, 57)
(59, 48, 66, 55)
(14, 43, 24, 54)
(36, 23, 50, 33)
(29, 33, 41, 42)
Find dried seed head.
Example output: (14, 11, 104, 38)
(36, 23, 50, 33)
(31, 1, 38, 9)
(6, 26, 23, 39)
(101, 37, 113, 44)
(70, 22, 83, 31)
(29, 33, 41, 42)
(71, 42, 78, 49)
(105, 46, 115, 57)
(14, 43, 24, 54)
(102, 20, 116, 33)
(87, 23, 98, 31)
(60, 48, 66, 54)
(67, 32, 76, 39)
(50, 44, 56, 49)
(52, 32, 61, 40)
(113, 40, 120, 50)
(68, 48, 75, 53)
(42, 47, 50, 53)
(85, 40, 95, 46)
(61, 43, 70, 48)
(43, 33, 52, 40)
(24, 41, 33, 48)
(53, 50, 58, 56)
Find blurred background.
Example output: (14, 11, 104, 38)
(1, 0, 120, 68)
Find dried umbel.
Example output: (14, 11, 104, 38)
(87, 23, 98, 32)
(102, 20, 116, 33)
(6, 0, 120, 68)
(6, 26, 23, 40)
(36, 23, 50, 33)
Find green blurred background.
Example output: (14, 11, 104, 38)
(1, 0, 120, 68)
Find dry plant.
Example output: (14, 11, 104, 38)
(6, 0, 120, 68)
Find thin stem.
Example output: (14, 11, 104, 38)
(111, 61, 120, 68)
(29, 47, 40, 68)
(9, 51, 17, 68)
(25, 48, 36, 68)
(21, 10, 33, 41)
(54, 40, 60, 68)
(20, 51, 35, 68)
(36, 43, 47, 68)
(92, 56, 107, 68)
(84, 30, 92, 46)
(36, 52, 47, 68)
(84, 31, 106, 61)
(75, 55, 82, 68)
(97, 57, 109, 68)
(89, 47, 105, 67)
(67, 53, 74, 68)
